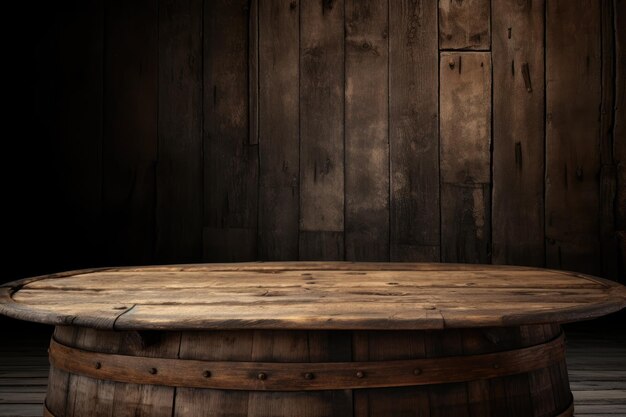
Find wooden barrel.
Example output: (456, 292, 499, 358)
(45, 324, 573, 417)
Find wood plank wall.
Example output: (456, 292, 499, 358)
(7, 0, 626, 282)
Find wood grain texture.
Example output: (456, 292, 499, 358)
(439, 0, 490, 50)
(257, 0, 300, 260)
(102, 0, 158, 265)
(299, 0, 345, 261)
(156, 0, 203, 263)
(389, 0, 440, 262)
(492, 0, 545, 267)
(546, 0, 602, 275)
(204, 0, 258, 262)
(345, 0, 390, 261)
(599, 0, 619, 281)
(615, 0, 626, 278)
(440, 52, 492, 264)
(2, 263, 625, 331)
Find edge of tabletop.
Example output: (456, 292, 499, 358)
(1, 263, 626, 331)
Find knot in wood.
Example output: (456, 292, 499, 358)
(203, 370, 211, 378)
(95, 362, 102, 370)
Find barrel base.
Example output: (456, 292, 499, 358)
(45, 324, 573, 417)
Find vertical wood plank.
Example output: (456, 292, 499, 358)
(615, 0, 626, 278)
(600, 0, 619, 280)
(246, 331, 352, 417)
(345, 0, 390, 261)
(439, 0, 490, 50)
(425, 330, 469, 417)
(440, 52, 492, 264)
(45, 327, 77, 417)
(299, 0, 345, 261)
(103, 0, 158, 265)
(156, 0, 203, 263)
(204, 0, 259, 262)
(545, 0, 602, 275)
(249, 0, 259, 145)
(52, 0, 103, 269)
(492, 0, 545, 266)
(257, 0, 300, 260)
(64, 329, 121, 417)
(112, 332, 180, 417)
(353, 331, 430, 417)
(175, 331, 254, 417)
(389, 0, 440, 262)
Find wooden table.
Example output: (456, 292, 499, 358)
(1, 262, 625, 417)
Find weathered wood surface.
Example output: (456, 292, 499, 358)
(40, 325, 574, 417)
(18, 0, 625, 280)
(545, 0, 602, 275)
(299, 0, 344, 261)
(1, 263, 625, 331)
(439, 0, 490, 50)
(204, 0, 258, 262)
(4, 328, 625, 417)
(492, 0, 545, 267)
(345, 0, 389, 261)
(389, 0, 440, 262)
(440, 52, 492, 264)
(258, 0, 300, 260)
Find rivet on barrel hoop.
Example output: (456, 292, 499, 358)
(257, 372, 267, 380)
(356, 371, 365, 378)
(304, 372, 314, 380)
(413, 368, 422, 375)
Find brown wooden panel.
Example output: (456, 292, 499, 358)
(546, 0, 602, 275)
(175, 331, 254, 417)
(389, 0, 440, 262)
(299, 0, 344, 261)
(156, 0, 203, 263)
(492, 0, 545, 266)
(257, 0, 300, 260)
(249, 0, 259, 145)
(45, 327, 77, 417)
(246, 331, 352, 417)
(439, 0, 490, 50)
(52, 0, 103, 268)
(102, 0, 158, 265)
(353, 331, 430, 417)
(615, 0, 626, 278)
(599, 0, 619, 280)
(299, 231, 344, 261)
(440, 52, 492, 264)
(345, 0, 390, 261)
(204, 0, 258, 262)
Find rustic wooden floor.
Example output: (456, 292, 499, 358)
(0, 325, 624, 417)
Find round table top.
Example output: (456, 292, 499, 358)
(1, 262, 625, 330)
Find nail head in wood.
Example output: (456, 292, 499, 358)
(149, 367, 158, 375)
(356, 371, 365, 378)
(257, 372, 267, 380)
